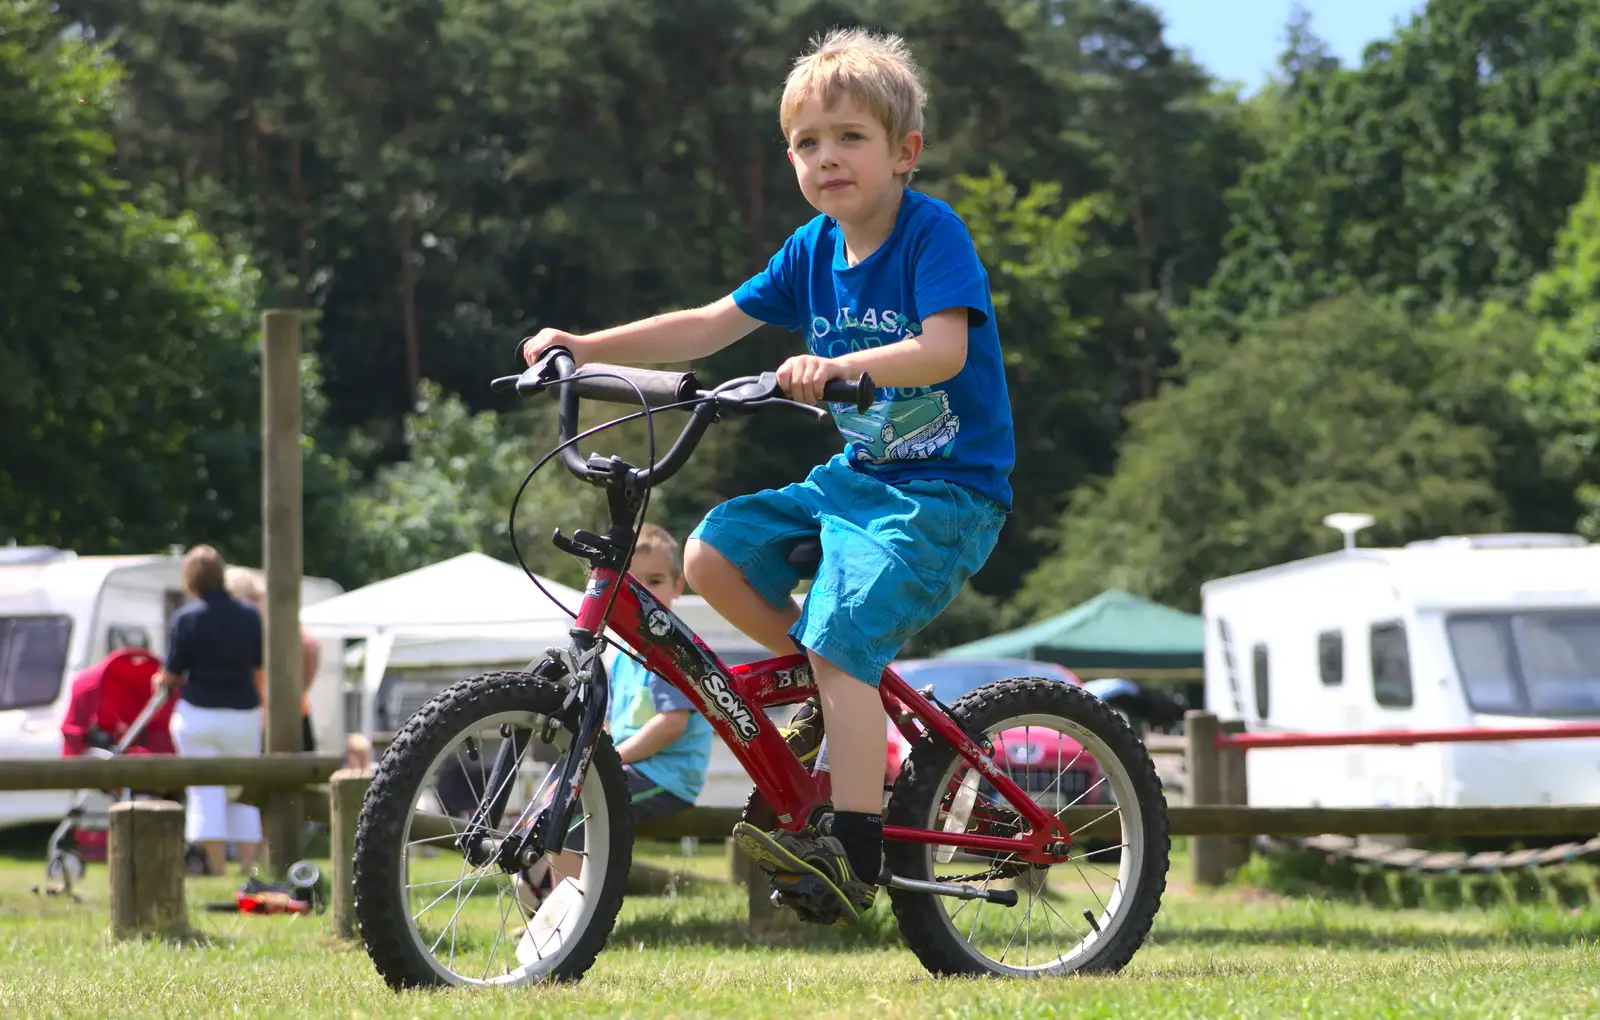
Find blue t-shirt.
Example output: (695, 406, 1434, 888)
(165, 590, 263, 711)
(732, 188, 1015, 509)
(607, 650, 712, 805)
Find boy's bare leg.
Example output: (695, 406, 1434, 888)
(810, 655, 887, 814)
(683, 540, 802, 657)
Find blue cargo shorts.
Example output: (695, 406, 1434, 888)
(689, 454, 1006, 685)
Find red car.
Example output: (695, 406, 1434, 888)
(884, 658, 1110, 811)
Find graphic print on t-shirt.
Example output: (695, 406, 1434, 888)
(812, 305, 960, 464)
(834, 392, 960, 464)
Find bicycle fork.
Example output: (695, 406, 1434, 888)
(458, 640, 610, 873)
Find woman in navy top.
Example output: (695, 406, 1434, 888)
(159, 545, 265, 876)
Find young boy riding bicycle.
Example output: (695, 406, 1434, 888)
(522, 26, 1014, 923)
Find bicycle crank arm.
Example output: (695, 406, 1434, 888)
(882, 873, 1019, 907)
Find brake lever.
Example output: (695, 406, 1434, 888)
(754, 398, 828, 420)
(506, 345, 575, 396)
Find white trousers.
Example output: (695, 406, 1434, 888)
(170, 701, 263, 843)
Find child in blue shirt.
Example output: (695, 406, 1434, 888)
(523, 27, 1013, 922)
(515, 524, 712, 908)
(602, 525, 713, 813)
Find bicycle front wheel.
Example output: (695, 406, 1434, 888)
(353, 668, 632, 989)
(884, 676, 1169, 977)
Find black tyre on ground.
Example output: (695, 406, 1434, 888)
(884, 676, 1169, 977)
(353, 668, 633, 989)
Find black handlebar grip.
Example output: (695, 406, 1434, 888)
(822, 372, 875, 414)
(571, 364, 699, 409)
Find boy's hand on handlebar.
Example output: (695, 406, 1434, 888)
(777, 354, 849, 406)
(522, 327, 585, 366)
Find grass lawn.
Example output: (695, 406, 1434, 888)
(1, 839, 1596, 1019)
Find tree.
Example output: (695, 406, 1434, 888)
(1511, 164, 1600, 538)
(337, 381, 608, 588)
(939, 169, 1116, 592)
(1185, 0, 1600, 342)
(1017, 294, 1540, 614)
(0, 3, 263, 554)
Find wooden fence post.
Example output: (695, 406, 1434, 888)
(261, 309, 306, 878)
(109, 800, 187, 939)
(1218, 719, 1251, 873)
(329, 768, 372, 939)
(1184, 710, 1226, 887)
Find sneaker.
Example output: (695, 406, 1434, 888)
(781, 697, 824, 769)
(732, 821, 876, 925)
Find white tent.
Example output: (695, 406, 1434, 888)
(301, 552, 586, 733)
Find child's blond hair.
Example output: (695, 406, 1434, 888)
(633, 523, 682, 578)
(779, 27, 928, 151)
(224, 565, 266, 605)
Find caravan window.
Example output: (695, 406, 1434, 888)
(1252, 643, 1270, 720)
(1445, 616, 1524, 714)
(1447, 610, 1600, 717)
(1318, 630, 1343, 686)
(0, 615, 73, 710)
(1370, 622, 1413, 708)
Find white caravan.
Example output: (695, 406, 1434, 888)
(1201, 528, 1600, 811)
(0, 545, 343, 830)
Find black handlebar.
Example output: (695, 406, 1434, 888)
(491, 346, 875, 489)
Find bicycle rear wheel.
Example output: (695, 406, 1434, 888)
(353, 668, 631, 989)
(884, 676, 1168, 977)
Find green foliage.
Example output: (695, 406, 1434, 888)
(0, 3, 262, 553)
(940, 169, 1114, 589)
(1511, 164, 1600, 538)
(1019, 294, 1533, 613)
(1186, 0, 1600, 340)
(337, 381, 606, 588)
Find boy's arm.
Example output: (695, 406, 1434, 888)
(778, 308, 968, 404)
(614, 710, 691, 764)
(522, 295, 762, 367)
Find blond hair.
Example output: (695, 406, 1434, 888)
(180, 545, 226, 596)
(780, 27, 927, 151)
(224, 565, 266, 605)
(633, 523, 682, 578)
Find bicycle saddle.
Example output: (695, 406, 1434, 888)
(786, 539, 822, 579)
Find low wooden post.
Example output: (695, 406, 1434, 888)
(725, 838, 748, 888)
(1184, 710, 1226, 887)
(1218, 719, 1251, 872)
(109, 800, 187, 939)
(329, 768, 372, 939)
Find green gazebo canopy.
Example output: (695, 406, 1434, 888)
(937, 589, 1203, 674)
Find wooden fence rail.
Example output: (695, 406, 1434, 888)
(0, 754, 346, 792)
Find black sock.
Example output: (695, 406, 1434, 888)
(831, 810, 883, 883)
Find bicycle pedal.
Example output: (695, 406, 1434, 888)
(767, 872, 846, 925)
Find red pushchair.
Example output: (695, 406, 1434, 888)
(47, 649, 182, 886)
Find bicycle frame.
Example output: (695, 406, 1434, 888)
(576, 564, 1076, 864)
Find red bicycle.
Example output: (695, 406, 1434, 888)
(352, 349, 1169, 987)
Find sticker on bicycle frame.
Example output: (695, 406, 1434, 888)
(644, 607, 672, 638)
(584, 576, 611, 599)
(772, 664, 811, 689)
(698, 669, 761, 742)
